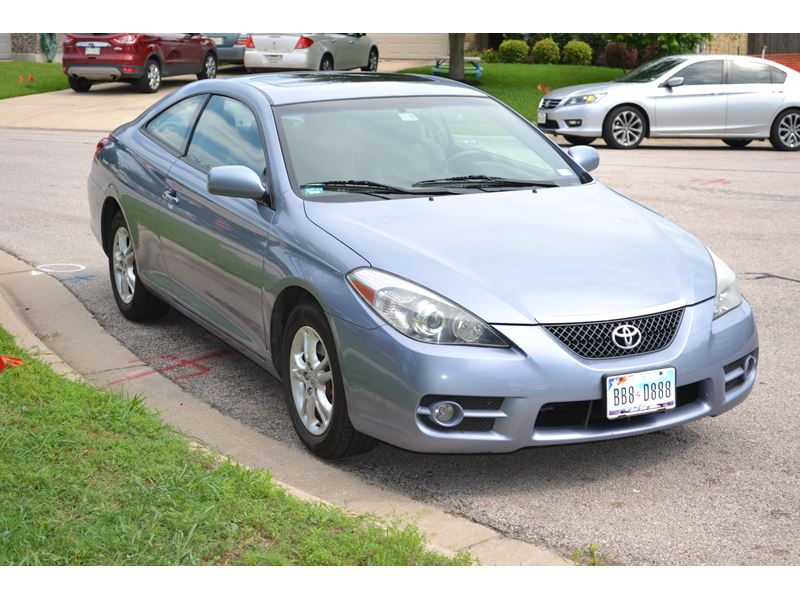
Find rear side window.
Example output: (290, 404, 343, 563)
(186, 95, 267, 177)
(675, 60, 724, 85)
(146, 95, 206, 153)
(730, 61, 772, 84)
(770, 66, 788, 84)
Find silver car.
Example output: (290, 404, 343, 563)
(243, 33, 378, 73)
(538, 54, 800, 151)
(88, 73, 758, 458)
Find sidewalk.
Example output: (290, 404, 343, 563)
(0, 60, 430, 132)
(0, 250, 568, 566)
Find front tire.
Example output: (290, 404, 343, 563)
(361, 47, 379, 72)
(722, 138, 752, 148)
(107, 211, 169, 321)
(136, 59, 161, 93)
(770, 109, 800, 151)
(319, 54, 334, 71)
(603, 105, 646, 149)
(68, 77, 92, 93)
(563, 135, 596, 146)
(197, 53, 217, 80)
(281, 301, 375, 458)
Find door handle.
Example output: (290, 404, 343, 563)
(163, 189, 179, 206)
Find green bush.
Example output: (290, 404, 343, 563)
(562, 40, 593, 66)
(480, 48, 499, 64)
(497, 39, 530, 64)
(532, 37, 560, 64)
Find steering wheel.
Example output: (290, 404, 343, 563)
(440, 148, 489, 172)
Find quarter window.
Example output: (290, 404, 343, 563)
(770, 66, 788, 84)
(146, 95, 206, 153)
(675, 60, 723, 85)
(186, 95, 267, 177)
(730, 61, 772, 84)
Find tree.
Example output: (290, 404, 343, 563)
(448, 33, 465, 81)
(611, 33, 712, 62)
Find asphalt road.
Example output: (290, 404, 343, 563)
(1, 126, 798, 565)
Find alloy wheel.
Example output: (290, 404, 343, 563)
(112, 227, 136, 304)
(147, 62, 161, 90)
(205, 54, 217, 79)
(612, 110, 644, 147)
(368, 50, 378, 71)
(778, 113, 800, 148)
(289, 325, 334, 435)
(320, 56, 333, 71)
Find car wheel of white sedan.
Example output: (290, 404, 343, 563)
(770, 109, 800, 151)
(362, 47, 379, 72)
(281, 301, 375, 458)
(603, 105, 646, 149)
(319, 54, 334, 71)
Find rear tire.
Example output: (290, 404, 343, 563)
(603, 105, 646, 149)
(770, 108, 800, 151)
(563, 135, 596, 146)
(136, 59, 161, 93)
(107, 211, 169, 321)
(319, 54, 334, 71)
(361, 47, 379, 72)
(68, 77, 92, 93)
(281, 301, 376, 458)
(197, 53, 217, 80)
(722, 139, 752, 148)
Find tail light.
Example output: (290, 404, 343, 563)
(294, 36, 314, 50)
(238, 35, 255, 49)
(110, 34, 140, 45)
(63, 34, 76, 47)
(95, 136, 111, 159)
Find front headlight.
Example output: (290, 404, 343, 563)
(347, 268, 508, 347)
(708, 249, 742, 319)
(564, 93, 606, 106)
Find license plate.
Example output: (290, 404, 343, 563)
(605, 367, 676, 420)
(211, 37, 225, 46)
(84, 47, 101, 56)
(537, 110, 546, 125)
(265, 54, 282, 63)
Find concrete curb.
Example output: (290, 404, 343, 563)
(0, 251, 569, 566)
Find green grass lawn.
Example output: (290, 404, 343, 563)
(401, 63, 624, 123)
(0, 326, 468, 565)
(0, 61, 69, 100)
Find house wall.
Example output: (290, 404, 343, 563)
(0, 33, 11, 60)
(10, 33, 64, 62)
(367, 33, 449, 59)
(703, 33, 748, 55)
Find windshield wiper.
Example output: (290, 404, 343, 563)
(412, 175, 560, 189)
(300, 180, 459, 197)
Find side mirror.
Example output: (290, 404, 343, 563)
(567, 145, 600, 173)
(664, 76, 684, 88)
(207, 165, 267, 200)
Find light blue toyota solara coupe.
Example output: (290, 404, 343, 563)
(88, 73, 758, 458)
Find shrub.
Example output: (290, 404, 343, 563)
(496, 39, 529, 64)
(532, 37, 560, 64)
(642, 44, 660, 64)
(562, 40, 593, 65)
(604, 41, 638, 69)
(480, 48, 499, 64)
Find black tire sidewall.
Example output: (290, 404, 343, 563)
(280, 302, 350, 457)
(69, 77, 92, 92)
(723, 139, 752, 148)
(563, 135, 595, 146)
(770, 109, 800, 152)
(603, 106, 645, 149)
(198, 53, 216, 79)
(139, 60, 160, 93)
(320, 55, 333, 71)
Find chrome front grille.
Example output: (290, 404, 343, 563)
(543, 308, 685, 360)
(540, 98, 562, 109)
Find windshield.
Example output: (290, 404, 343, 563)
(274, 96, 583, 198)
(616, 56, 687, 83)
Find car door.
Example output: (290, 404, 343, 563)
(725, 59, 787, 136)
(180, 34, 206, 72)
(654, 59, 727, 135)
(339, 34, 368, 69)
(156, 33, 185, 74)
(159, 94, 274, 357)
(322, 34, 352, 69)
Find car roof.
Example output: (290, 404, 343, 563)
(235, 72, 486, 105)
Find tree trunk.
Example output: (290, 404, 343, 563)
(448, 33, 465, 81)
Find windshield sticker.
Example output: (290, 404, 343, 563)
(303, 187, 324, 195)
(398, 112, 418, 122)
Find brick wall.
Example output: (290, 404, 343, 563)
(10, 33, 64, 62)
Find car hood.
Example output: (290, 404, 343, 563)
(304, 183, 716, 325)
(544, 80, 636, 101)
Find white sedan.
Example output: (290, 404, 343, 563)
(243, 33, 379, 73)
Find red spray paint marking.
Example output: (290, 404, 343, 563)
(108, 350, 231, 385)
(690, 178, 731, 186)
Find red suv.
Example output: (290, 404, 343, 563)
(63, 33, 217, 93)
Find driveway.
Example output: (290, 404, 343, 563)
(0, 126, 797, 565)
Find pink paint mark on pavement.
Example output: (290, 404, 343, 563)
(690, 178, 731, 186)
(108, 350, 232, 385)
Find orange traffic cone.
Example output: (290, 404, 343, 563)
(28, 73, 34, 83)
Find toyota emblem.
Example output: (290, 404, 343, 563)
(611, 324, 642, 350)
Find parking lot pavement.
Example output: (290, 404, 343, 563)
(0, 126, 798, 565)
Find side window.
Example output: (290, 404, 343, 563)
(186, 95, 267, 177)
(770, 66, 788, 84)
(146, 95, 205, 153)
(675, 60, 723, 85)
(730, 61, 772, 84)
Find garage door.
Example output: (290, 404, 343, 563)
(0, 33, 11, 60)
(367, 33, 448, 60)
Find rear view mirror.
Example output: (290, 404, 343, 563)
(665, 76, 684, 88)
(567, 145, 600, 173)
(207, 165, 267, 200)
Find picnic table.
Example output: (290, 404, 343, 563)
(431, 55, 483, 79)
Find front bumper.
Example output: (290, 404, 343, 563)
(65, 64, 144, 81)
(330, 298, 758, 453)
(537, 101, 608, 138)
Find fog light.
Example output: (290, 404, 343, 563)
(430, 401, 464, 427)
(743, 355, 757, 380)
(566, 119, 583, 127)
